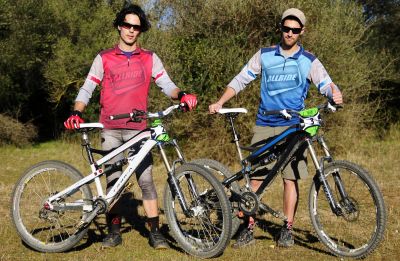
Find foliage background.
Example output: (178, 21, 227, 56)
(0, 0, 398, 154)
(1, 1, 399, 260)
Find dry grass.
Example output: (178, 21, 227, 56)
(0, 125, 399, 261)
(0, 114, 37, 147)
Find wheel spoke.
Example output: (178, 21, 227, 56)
(163, 163, 231, 258)
(11, 161, 92, 252)
(310, 161, 386, 258)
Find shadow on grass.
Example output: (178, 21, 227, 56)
(74, 191, 184, 253)
(19, 191, 206, 255)
(255, 218, 334, 257)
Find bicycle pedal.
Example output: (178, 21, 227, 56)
(237, 211, 245, 218)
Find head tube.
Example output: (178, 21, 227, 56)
(299, 107, 321, 136)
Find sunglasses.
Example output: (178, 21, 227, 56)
(120, 22, 141, 31)
(281, 25, 302, 34)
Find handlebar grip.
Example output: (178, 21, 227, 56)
(262, 110, 282, 115)
(109, 113, 131, 120)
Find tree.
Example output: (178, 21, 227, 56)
(357, 0, 400, 125)
(0, 0, 120, 139)
(144, 0, 396, 160)
(0, 0, 397, 150)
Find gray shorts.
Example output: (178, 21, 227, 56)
(250, 125, 308, 180)
(101, 129, 157, 200)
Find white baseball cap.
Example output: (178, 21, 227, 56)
(281, 8, 306, 27)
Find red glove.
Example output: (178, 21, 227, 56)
(64, 110, 84, 129)
(179, 91, 197, 111)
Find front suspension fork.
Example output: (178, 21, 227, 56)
(308, 139, 343, 215)
(158, 141, 195, 217)
(316, 136, 352, 208)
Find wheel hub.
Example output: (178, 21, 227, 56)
(339, 196, 359, 221)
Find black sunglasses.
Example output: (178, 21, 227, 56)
(120, 22, 141, 31)
(281, 25, 302, 34)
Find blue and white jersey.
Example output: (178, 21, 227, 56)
(228, 44, 338, 126)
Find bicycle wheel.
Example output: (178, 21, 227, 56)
(309, 160, 386, 258)
(11, 160, 93, 252)
(163, 163, 232, 258)
(191, 158, 241, 238)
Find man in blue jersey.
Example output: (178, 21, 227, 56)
(209, 8, 343, 248)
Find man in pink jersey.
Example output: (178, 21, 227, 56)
(64, 4, 197, 249)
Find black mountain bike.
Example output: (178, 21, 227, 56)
(11, 104, 232, 258)
(192, 103, 386, 259)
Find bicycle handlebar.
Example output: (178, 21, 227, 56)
(262, 102, 342, 120)
(109, 104, 184, 122)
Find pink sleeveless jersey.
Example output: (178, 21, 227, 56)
(99, 46, 153, 130)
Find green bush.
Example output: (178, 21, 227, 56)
(143, 0, 396, 162)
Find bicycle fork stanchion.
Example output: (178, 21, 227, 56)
(170, 140, 200, 199)
(317, 136, 333, 161)
(171, 139, 185, 162)
(317, 136, 353, 211)
(158, 143, 193, 217)
(307, 139, 342, 216)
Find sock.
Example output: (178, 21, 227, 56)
(147, 216, 160, 232)
(248, 216, 256, 231)
(107, 214, 121, 234)
(285, 220, 293, 230)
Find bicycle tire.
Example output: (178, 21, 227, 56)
(191, 158, 241, 238)
(309, 160, 386, 258)
(163, 163, 232, 258)
(11, 160, 93, 252)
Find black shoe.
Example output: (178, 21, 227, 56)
(102, 232, 122, 248)
(277, 227, 294, 247)
(149, 230, 169, 249)
(232, 228, 256, 248)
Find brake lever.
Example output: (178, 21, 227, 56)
(280, 109, 292, 120)
(129, 109, 146, 122)
(326, 102, 337, 112)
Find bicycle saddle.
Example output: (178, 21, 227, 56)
(78, 123, 104, 130)
(218, 108, 248, 114)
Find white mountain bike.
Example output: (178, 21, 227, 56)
(11, 104, 232, 258)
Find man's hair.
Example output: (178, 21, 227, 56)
(113, 4, 151, 32)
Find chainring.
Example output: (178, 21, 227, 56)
(239, 191, 259, 216)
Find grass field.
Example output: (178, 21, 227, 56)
(1, 126, 399, 261)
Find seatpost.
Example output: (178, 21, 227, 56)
(81, 131, 95, 165)
(228, 114, 244, 161)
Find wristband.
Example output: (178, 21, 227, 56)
(178, 91, 187, 100)
(72, 110, 83, 118)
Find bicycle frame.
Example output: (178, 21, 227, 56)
(44, 120, 195, 226)
(219, 108, 351, 217)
